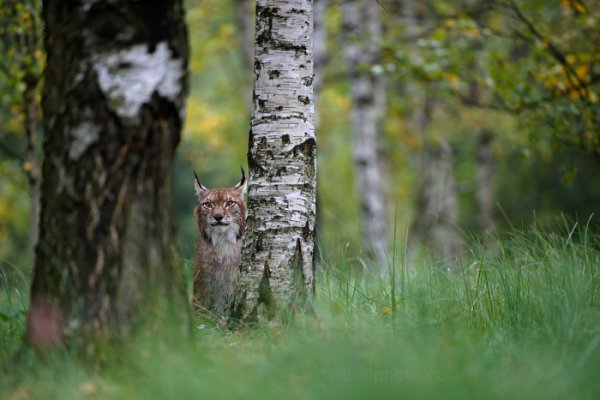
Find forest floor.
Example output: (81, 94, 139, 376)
(1, 226, 600, 399)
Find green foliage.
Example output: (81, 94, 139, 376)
(0, 0, 43, 273)
(2, 229, 599, 399)
(0, 162, 32, 271)
(180, 0, 249, 176)
(2, 0, 598, 271)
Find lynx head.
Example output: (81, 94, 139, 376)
(194, 168, 247, 246)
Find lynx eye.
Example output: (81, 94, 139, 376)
(225, 200, 235, 207)
(202, 202, 213, 209)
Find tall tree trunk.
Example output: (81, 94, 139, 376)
(403, 0, 463, 261)
(23, 68, 41, 262)
(342, 0, 388, 270)
(415, 129, 463, 261)
(313, 0, 328, 267)
(475, 129, 494, 235)
(313, 0, 328, 97)
(231, 0, 316, 324)
(27, 0, 189, 348)
(234, 0, 255, 113)
(465, 5, 496, 236)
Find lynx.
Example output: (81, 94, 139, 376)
(193, 169, 246, 317)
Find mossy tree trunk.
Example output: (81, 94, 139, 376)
(26, 0, 189, 348)
(231, 0, 316, 325)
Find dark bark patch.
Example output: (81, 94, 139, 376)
(268, 70, 280, 79)
(257, 98, 267, 110)
(297, 95, 310, 105)
(302, 220, 312, 241)
(301, 76, 313, 86)
(292, 137, 316, 158)
(255, 6, 281, 47)
(274, 42, 308, 57)
(254, 230, 264, 253)
(228, 289, 248, 327)
(286, 239, 315, 320)
(356, 93, 374, 106)
(255, 261, 276, 319)
(275, 166, 286, 176)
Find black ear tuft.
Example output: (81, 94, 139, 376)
(194, 170, 208, 194)
(234, 166, 246, 189)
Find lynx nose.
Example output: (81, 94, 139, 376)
(214, 215, 224, 222)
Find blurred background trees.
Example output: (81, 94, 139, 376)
(1, 0, 599, 279)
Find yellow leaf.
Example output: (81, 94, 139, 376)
(568, 89, 580, 100)
(573, 1, 587, 14)
(22, 161, 32, 173)
(575, 64, 589, 80)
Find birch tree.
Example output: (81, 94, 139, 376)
(342, 0, 388, 270)
(313, 0, 328, 96)
(231, 0, 316, 324)
(26, 0, 188, 348)
(234, 0, 255, 112)
(402, 0, 463, 262)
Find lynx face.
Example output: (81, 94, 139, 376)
(194, 170, 246, 248)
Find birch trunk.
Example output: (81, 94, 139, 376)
(342, 0, 388, 270)
(403, 0, 463, 261)
(415, 132, 463, 261)
(27, 0, 189, 348)
(467, 22, 496, 236)
(313, 0, 328, 96)
(231, 0, 316, 325)
(475, 129, 495, 235)
(234, 0, 255, 112)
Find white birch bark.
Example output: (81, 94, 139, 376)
(342, 0, 389, 271)
(231, 0, 316, 324)
(417, 135, 463, 261)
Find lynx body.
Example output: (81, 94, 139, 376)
(193, 170, 246, 317)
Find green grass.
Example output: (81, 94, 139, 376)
(1, 227, 600, 399)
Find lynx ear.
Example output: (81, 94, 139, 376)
(194, 170, 208, 197)
(233, 167, 246, 194)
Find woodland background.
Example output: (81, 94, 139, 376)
(1, 0, 599, 272)
(1, 1, 600, 398)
